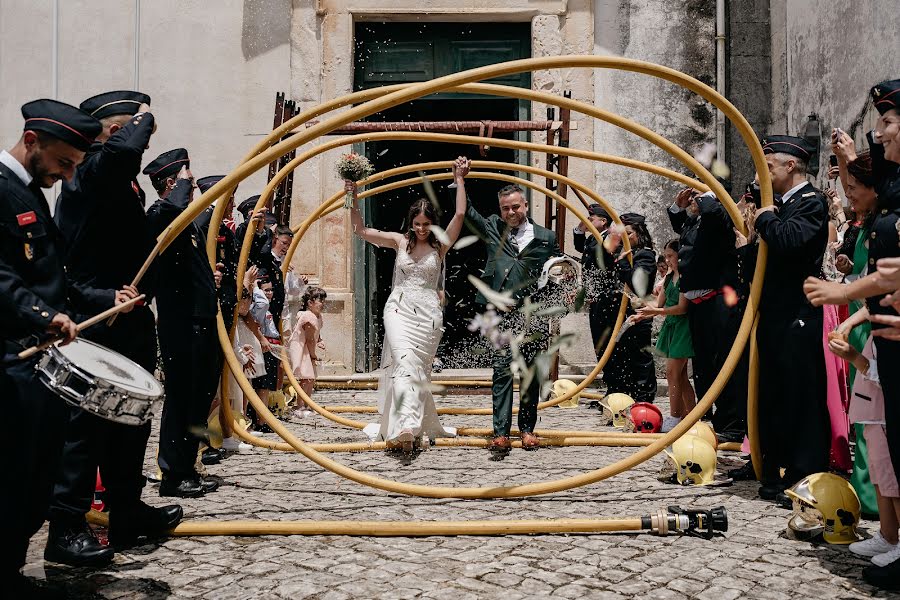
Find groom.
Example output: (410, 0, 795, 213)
(463, 177, 562, 456)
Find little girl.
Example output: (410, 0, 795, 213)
(288, 286, 327, 418)
(636, 239, 695, 432)
(831, 309, 900, 567)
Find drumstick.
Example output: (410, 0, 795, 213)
(17, 294, 146, 360)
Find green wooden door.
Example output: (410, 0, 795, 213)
(353, 22, 531, 371)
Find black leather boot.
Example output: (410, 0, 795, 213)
(109, 502, 183, 548)
(159, 477, 205, 498)
(864, 558, 900, 590)
(43, 521, 114, 568)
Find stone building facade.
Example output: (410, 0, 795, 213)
(1, 0, 896, 373)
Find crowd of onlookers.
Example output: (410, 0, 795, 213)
(572, 78, 900, 590)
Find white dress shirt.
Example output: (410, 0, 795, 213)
(0, 150, 32, 186)
(510, 219, 535, 252)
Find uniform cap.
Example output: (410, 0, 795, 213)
(79, 90, 150, 119)
(21, 99, 101, 152)
(143, 148, 189, 182)
(870, 79, 900, 115)
(761, 135, 815, 161)
(197, 175, 224, 194)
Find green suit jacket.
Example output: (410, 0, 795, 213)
(465, 202, 562, 305)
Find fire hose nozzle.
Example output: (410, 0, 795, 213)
(646, 506, 728, 539)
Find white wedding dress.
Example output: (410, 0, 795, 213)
(363, 245, 456, 443)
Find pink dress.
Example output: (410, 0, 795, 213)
(823, 304, 851, 472)
(288, 310, 322, 380)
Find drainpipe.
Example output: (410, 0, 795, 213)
(134, 0, 141, 88)
(715, 0, 726, 163)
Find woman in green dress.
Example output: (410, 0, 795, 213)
(833, 151, 879, 516)
(636, 240, 694, 432)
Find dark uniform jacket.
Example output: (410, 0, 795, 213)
(146, 180, 217, 322)
(464, 203, 561, 305)
(54, 113, 157, 348)
(195, 206, 238, 321)
(866, 132, 900, 324)
(754, 182, 829, 310)
(0, 163, 106, 356)
(667, 193, 737, 293)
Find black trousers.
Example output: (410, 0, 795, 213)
(602, 319, 656, 403)
(157, 317, 222, 481)
(756, 305, 829, 485)
(875, 337, 900, 485)
(687, 297, 721, 402)
(1, 359, 69, 577)
(588, 293, 620, 356)
(491, 313, 551, 437)
(48, 309, 156, 525)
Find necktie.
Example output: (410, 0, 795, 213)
(508, 227, 519, 253)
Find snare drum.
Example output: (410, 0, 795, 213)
(36, 338, 163, 426)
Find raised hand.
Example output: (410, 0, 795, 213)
(453, 156, 470, 180)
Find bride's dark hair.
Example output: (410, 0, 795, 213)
(404, 198, 441, 254)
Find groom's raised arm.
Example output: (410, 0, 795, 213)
(464, 198, 491, 239)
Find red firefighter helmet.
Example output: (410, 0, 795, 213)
(628, 402, 663, 433)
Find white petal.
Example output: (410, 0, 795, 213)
(430, 225, 451, 246)
(453, 235, 479, 250)
(467, 275, 516, 311)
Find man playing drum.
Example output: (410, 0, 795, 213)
(0, 99, 136, 598)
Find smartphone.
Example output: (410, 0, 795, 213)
(829, 155, 838, 168)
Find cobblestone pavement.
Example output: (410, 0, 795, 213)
(25, 389, 891, 599)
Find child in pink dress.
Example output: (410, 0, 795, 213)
(288, 287, 326, 418)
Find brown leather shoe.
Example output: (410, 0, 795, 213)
(489, 436, 511, 451)
(521, 432, 540, 450)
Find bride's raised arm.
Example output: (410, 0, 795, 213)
(345, 180, 403, 250)
(440, 156, 470, 256)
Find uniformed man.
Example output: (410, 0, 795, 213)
(44, 91, 183, 567)
(194, 175, 239, 323)
(572, 203, 619, 356)
(0, 99, 105, 597)
(194, 175, 239, 464)
(667, 187, 745, 439)
(753, 135, 830, 505)
(144, 149, 222, 498)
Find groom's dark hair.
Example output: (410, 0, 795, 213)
(497, 184, 525, 200)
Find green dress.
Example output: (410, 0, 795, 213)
(847, 226, 878, 517)
(655, 274, 693, 359)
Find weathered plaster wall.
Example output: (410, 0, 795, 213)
(769, 0, 900, 187)
(726, 0, 771, 194)
(0, 0, 289, 203)
(593, 0, 717, 244)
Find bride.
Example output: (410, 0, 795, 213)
(347, 156, 470, 452)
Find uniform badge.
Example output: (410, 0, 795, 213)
(16, 211, 37, 226)
(24, 243, 33, 260)
(874, 87, 882, 97)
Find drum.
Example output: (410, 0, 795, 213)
(35, 338, 163, 426)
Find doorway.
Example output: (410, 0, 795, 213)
(353, 21, 531, 371)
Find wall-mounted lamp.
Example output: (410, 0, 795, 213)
(801, 113, 821, 177)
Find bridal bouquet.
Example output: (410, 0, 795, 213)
(337, 152, 375, 208)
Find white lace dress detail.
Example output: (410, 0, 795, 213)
(363, 245, 456, 443)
